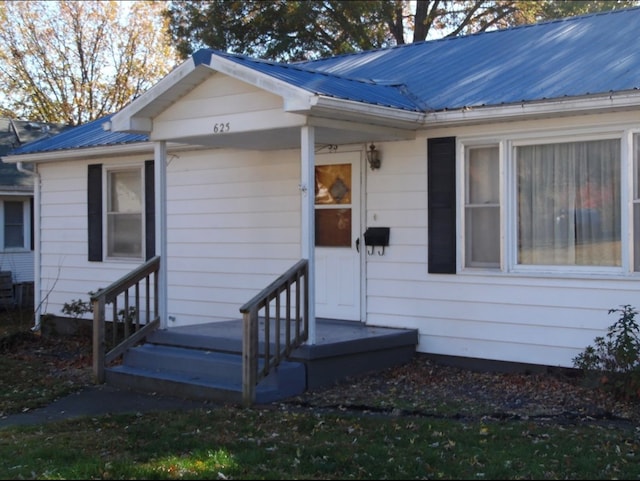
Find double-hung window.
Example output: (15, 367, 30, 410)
(87, 161, 154, 262)
(461, 134, 627, 274)
(3, 200, 25, 249)
(464, 145, 500, 268)
(106, 167, 144, 259)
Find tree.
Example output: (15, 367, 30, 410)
(165, 0, 640, 62)
(0, 1, 180, 126)
(535, 0, 639, 18)
(164, 1, 396, 61)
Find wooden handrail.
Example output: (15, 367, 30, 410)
(95, 257, 161, 304)
(239, 259, 309, 406)
(92, 256, 160, 383)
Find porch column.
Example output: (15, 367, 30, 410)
(154, 141, 168, 329)
(300, 126, 316, 344)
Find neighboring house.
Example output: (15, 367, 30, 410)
(0, 119, 68, 306)
(4, 7, 640, 370)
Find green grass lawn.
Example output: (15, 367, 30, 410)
(1, 404, 639, 479)
(1, 308, 639, 479)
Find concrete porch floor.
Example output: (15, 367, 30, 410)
(157, 318, 420, 390)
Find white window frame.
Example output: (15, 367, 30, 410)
(0, 198, 29, 251)
(460, 128, 636, 277)
(103, 164, 145, 261)
(458, 140, 504, 272)
(631, 130, 640, 271)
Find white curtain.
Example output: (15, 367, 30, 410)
(517, 139, 620, 266)
(465, 147, 500, 267)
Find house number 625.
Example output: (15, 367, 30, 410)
(213, 122, 230, 134)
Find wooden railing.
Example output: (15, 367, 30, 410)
(239, 259, 309, 406)
(92, 256, 160, 383)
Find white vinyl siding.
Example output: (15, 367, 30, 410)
(36, 147, 300, 324)
(366, 113, 640, 368)
(38, 159, 147, 315)
(32, 94, 640, 370)
(152, 74, 301, 142)
(165, 148, 300, 324)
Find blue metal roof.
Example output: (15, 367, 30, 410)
(306, 7, 640, 111)
(9, 114, 147, 155)
(8, 7, 640, 156)
(211, 50, 427, 111)
(215, 7, 640, 112)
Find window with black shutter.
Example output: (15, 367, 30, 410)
(427, 137, 456, 274)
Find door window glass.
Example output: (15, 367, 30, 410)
(315, 164, 352, 247)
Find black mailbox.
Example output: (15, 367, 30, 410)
(363, 227, 390, 255)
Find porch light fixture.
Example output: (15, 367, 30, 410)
(366, 143, 381, 170)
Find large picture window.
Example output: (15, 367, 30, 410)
(461, 135, 627, 274)
(516, 139, 620, 267)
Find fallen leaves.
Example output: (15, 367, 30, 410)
(283, 354, 640, 428)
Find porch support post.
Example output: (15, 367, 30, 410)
(300, 126, 316, 344)
(154, 141, 168, 329)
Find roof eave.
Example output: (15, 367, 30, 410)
(2, 141, 155, 164)
(0, 187, 33, 195)
(301, 95, 424, 130)
(110, 57, 214, 134)
(1, 140, 214, 164)
(425, 91, 640, 126)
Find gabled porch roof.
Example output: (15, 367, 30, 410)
(107, 7, 640, 147)
(106, 48, 420, 151)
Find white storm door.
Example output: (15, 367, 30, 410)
(314, 151, 361, 321)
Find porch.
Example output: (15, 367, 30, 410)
(92, 256, 418, 406)
(103, 318, 418, 406)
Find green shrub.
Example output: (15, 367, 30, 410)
(573, 304, 640, 400)
(61, 298, 92, 318)
(61, 290, 99, 318)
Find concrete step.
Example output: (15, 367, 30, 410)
(106, 342, 307, 404)
(104, 365, 245, 404)
(123, 344, 244, 383)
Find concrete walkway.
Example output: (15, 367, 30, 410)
(0, 385, 214, 429)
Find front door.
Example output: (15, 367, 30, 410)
(314, 151, 361, 320)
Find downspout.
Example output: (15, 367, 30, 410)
(16, 161, 41, 331)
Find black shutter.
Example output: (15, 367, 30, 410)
(29, 197, 34, 251)
(427, 137, 456, 274)
(87, 164, 103, 262)
(144, 160, 155, 260)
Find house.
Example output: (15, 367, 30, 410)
(4, 7, 640, 401)
(0, 119, 68, 306)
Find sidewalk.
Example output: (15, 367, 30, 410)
(0, 384, 214, 429)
